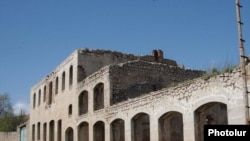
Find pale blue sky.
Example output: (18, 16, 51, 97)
(0, 0, 249, 114)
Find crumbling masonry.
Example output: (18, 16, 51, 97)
(27, 49, 250, 141)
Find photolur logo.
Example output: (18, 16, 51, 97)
(208, 129, 247, 136)
(204, 125, 250, 141)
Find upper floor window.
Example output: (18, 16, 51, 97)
(93, 83, 104, 111)
(38, 89, 41, 106)
(68, 104, 72, 116)
(43, 86, 46, 102)
(62, 72, 65, 90)
(55, 77, 59, 94)
(69, 65, 73, 86)
(78, 91, 88, 115)
(33, 93, 36, 108)
(48, 81, 53, 105)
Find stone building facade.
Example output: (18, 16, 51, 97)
(29, 49, 250, 141)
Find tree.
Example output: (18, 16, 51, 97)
(0, 93, 12, 116)
(0, 93, 25, 131)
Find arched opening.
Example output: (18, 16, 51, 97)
(65, 127, 74, 141)
(62, 72, 65, 90)
(93, 83, 104, 111)
(131, 113, 150, 141)
(57, 120, 62, 141)
(37, 122, 41, 140)
(158, 111, 183, 141)
(33, 93, 36, 108)
(78, 122, 89, 141)
(32, 124, 35, 141)
(43, 123, 47, 141)
(20, 125, 27, 141)
(93, 121, 105, 141)
(43, 86, 46, 102)
(111, 119, 125, 141)
(194, 102, 228, 141)
(69, 65, 73, 86)
(68, 104, 72, 116)
(48, 81, 53, 105)
(55, 77, 59, 94)
(38, 89, 41, 106)
(78, 91, 88, 115)
(49, 120, 54, 141)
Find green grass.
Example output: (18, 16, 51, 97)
(202, 64, 238, 80)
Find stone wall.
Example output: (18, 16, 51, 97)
(109, 60, 204, 104)
(77, 49, 178, 82)
(107, 66, 242, 117)
(0, 132, 18, 141)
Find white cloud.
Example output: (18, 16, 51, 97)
(13, 101, 30, 115)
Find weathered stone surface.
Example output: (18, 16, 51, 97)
(27, 49, 250, 141)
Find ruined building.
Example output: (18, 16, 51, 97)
(26, 49, 250, 141)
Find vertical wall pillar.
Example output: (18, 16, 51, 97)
(125, 119, 131, 141)
(150, 116, 158, 141)
(105, 121, 110, 141)
(89, 123, 93, 141)
(74, 126, 77, 141)
(183, 111, 195, 141)
(41, 124, 44, 141)
(89, 89, 94, 113)
(54, 122, 58, 141)
(104, 80, 110, 108)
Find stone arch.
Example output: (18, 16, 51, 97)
(155, 104, 185, 119)
(78, 122, 89, 141)
(65, 127, 74, 141)
(93, 83, 104, 111)
(158, 111, 183, 141)
(93, 121, 105, 141)
(131, 113, 150, 141)
(129, 110, 151, 120)
(192, 96, 228, 111)
(108, 114, 127, 125)
(194, 102, 228, 141)
(78, 90, 88, 115)
(111, 119, 125, 141)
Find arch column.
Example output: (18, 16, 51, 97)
(103, 77, 111, 107)
(105, 121, 110, 141)
(54, 122, 58, 141)
(74, 126, 77, 141)
(124, 119, 131, 141)
(183, 111, 195, 141)
(89, 123, 93, 141)
(150, 115, 158, 141)
(89, 90, 94, 113)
